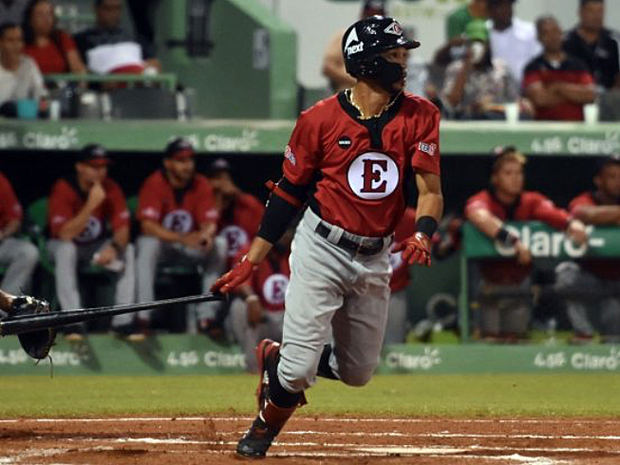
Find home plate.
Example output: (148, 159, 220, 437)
(354, 446, 468, 455)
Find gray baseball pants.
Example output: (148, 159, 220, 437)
(0, 237, 39, 294)
(277, 208, 392, 394)
(135, 235, 227, 322)
(384, 288, 408, 344)
(47, 239, 136, 326)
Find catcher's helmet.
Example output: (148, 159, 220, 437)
(342, 16, 420, 87)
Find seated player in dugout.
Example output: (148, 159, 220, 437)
(212, 16, 443, 458)
(228, 226, 294, 373)
(465, 147, 588, 342)
(135, 138, 227, 332)
(0, 171, 39, 298)
(555, 154, 620, 344)
(47, 144, 135, 341)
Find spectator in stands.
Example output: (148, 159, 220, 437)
(321, 0, 385, 93)
(487, 0, 541, 85)
(446, 0, 487, 40)
(0, 0, 29, 25)
(441, 20, 519, 120)
(135, 138, 226, 333)
(555, 154, 620, 344)
(74, 0, 160, 74)
(523, 16, 595, 121)
(384, 206, 416, 345)
(465, 147, 587, 342)
(22, 0, 86, 75)
(0, 171, 39, 296)
(563, 0, 619, 91)
(0, 22, 47, 117)
(47, 144, 135, 341)
(229, 230, 292, 373)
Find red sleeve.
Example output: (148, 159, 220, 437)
(105, 180, 130, 231)
(568, 192, 595, 215)
(59, 31, 77, 52)
(464, 191, 491, 217)
(522, 69, 543, 89)
(282, 110, 322, 185)
(529, 192, 570, 230)
(137, 175, 163, 223)
(411, 102, 441, 175)
(578, 70, 594, 85)
(195, 178, 219, 225)
(48, 180, 76, 238)
(0, 173, 22, 223)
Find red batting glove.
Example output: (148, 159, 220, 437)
(210, 256, 256, 294)
(393, 232, 432, 267)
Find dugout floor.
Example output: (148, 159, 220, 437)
(0, 416, 619, 464)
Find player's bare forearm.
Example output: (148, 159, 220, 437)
(0, 219, 20, 240)
(246, 237, 274, 265)
(58, 206, 97, 241)
(112, 226, 130, 248)
(141, 219, 182, 243)
(554, 83, 596, 104)
(573, 205, 620, 225)
(415, 172, 443, 221)
(466, 208, 504, 238)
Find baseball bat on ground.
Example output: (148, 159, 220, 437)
(0, 293, 226, 336)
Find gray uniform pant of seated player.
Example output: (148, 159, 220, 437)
(384, 288, 408, 345)
(135, 235, 227, 323)
(0, 237, 39, 295)
(477, 278, 531, 337)
(277, 207, 393, 394)
(555, 261, 620, 341)
(229, 298, 284, 373)
(47, 239, 135, 327)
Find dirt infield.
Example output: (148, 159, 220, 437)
(1, 416, 620, 464)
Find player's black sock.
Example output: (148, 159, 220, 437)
(267, 354, 303, 408)
(316, 344, 338, 380)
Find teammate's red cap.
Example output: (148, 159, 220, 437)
(165, 137, 195, 160)
(78, 144, 110, 167)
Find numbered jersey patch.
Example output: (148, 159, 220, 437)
(347, 152, 400, 200)
(75, 216, 103, 243)
(162, 209, 194, 233)
(262, 274, 289, 306)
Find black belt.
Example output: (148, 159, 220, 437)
(315, 223, 385, 256)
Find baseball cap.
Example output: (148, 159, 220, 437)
(165, 137, 195, 160)
(596, 153, 620, 174)
(465, 20, 489, 42)
(77, 144, 110, 166)
(207, 158, 232, 177)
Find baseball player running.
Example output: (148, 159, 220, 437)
(212, 15, 443, 458)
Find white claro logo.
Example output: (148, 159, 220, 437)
(347, 152, 399, 200)
(495, 225, 597, 258)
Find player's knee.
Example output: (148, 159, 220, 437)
(338, 364, 375, 387)
(137, 235, 160, 252)
(54, 240, 77, 260)
(277, 362, 314, 393)
(19, 241, 40, 265)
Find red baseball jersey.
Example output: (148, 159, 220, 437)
(0, 172, 23, 230)
(217, 193, 265, 259)
(252, 250, 290, 313)
(569, 191, 620, 280)
(389, 206, 416, 292)
(283, 91, 440, 237)
(466, 190, 571, 284)
(137, 170, 218, 233)
(48, 177, 129, 242)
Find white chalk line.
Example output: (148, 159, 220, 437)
(2, 415, 620, 425)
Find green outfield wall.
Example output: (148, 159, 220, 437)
(0, 120, 618, 155)
(1, 335, 619, 375)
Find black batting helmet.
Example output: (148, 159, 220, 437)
(342, 16, 420, 86)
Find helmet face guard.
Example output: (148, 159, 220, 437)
(343, 16, 420, 91)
